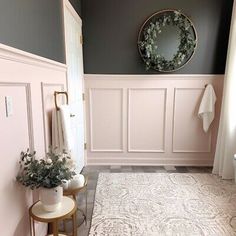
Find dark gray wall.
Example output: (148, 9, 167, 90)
(0, 0, 66, 63)
(69, 0, 82, 17)
(82, 0, 234, 74)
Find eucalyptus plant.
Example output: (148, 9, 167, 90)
(16, 149, 76, 189)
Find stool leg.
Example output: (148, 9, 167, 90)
(52, 220, 59, 236)
(32, 219, 36, 236)
(29, 216, 32, 236)
(72, 212, 77, 236)
(85, 186, 88, 225)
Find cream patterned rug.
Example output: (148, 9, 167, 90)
(89, 173, 236, 236)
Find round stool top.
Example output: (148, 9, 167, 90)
(29, 196, 76, 222)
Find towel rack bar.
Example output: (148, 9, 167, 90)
(54, 91, 69, 110)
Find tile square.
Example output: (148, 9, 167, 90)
(164, 166, 177, 171)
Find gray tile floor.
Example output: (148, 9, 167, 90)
(67, 165, 212, 236)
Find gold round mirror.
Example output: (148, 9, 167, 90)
(138, 10, 197, 72)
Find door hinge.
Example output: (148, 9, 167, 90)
(82, 93, 85, 101)
(84, 143, 87, 150)
(80, 35, 83, 44)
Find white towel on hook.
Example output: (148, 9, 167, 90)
(52, 105, 74, 152)
(59, 104, 74, 152)
(198, 84, 217, 132)
(52, 109, 64, 153)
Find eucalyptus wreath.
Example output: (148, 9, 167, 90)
(138, 10, 197, 72)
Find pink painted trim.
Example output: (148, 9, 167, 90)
(85, 74, 223, 166)
(89, 88, 125, 152)
(0, 43, 67, 236)
(127, 88, 167, 153)
(172, 88, 212, 153)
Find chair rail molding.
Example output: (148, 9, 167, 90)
(0, 43, 67, 71)
(85, 74, 224, 80)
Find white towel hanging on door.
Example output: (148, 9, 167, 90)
(52, 105, 74, 152)
(198, 84, 217, 132)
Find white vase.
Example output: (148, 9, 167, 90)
(69, 174, 85, 189)
(39, 186, 63, 212)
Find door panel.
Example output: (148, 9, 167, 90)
(64, 3, 85, 172)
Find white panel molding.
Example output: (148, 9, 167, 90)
(0, 43, 67, 72)
(0, 46, 67, 236)
(89, 88, 124, 152)
(172, 87, 212, 153)
(25, 83, 34, 151)
(0, 82, 34, 151)
(127, 88, 167, 153)
(41, 83, 65, 153)
(85, 74, 223, 166)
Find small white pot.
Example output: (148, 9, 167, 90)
(39, 186, 63, 212)
(61, 180, 69, 190)
(69, 174, 85, 189)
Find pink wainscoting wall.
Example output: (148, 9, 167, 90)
(85, 74, 224, 166)
(0, 44, 67, 236)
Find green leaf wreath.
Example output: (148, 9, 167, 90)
(138, 10, 197, 72)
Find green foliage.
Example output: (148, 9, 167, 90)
(138, 10, 197, 72)
(16, 149, 76, 189)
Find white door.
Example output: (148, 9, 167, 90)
(63, 1, 85, 172)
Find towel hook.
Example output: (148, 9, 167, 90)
(54, 91, 68, 110)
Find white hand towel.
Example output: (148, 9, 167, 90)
(51, 109, 64, 153)
(198, 84, 217, 132)
(59, 105, 74, 152)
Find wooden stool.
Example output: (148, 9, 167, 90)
(29, 196, 77, 236)
(63, 176, 88, 229)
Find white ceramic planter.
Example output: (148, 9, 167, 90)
(39, 186, 63, 212)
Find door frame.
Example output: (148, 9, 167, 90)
(62, 0, 83, 95)
(62, 0, 82, 33)
(62, 0, 87, 166)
